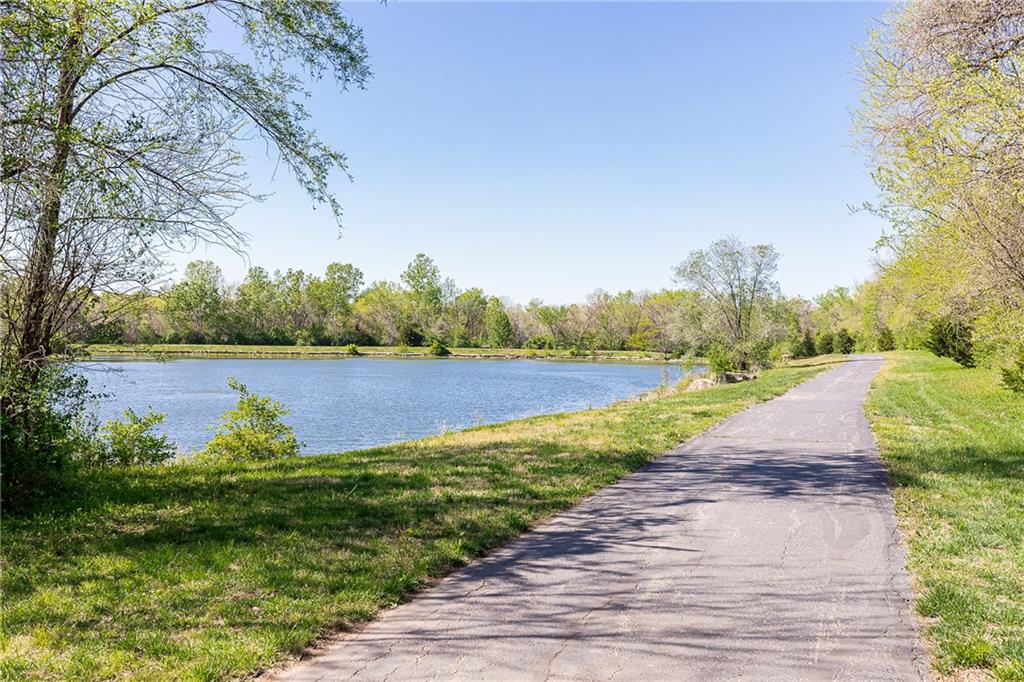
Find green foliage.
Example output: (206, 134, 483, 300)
(343, 343, 361, 356)
(834, 328, 855, 354)
(706, 344, 735, 377)
(86, 409, 175, 467)
(0, 360, 91, 513)
(524, 335, 555, 350)
(925, 317, 975, 368)
(428, 340, 451, 357)
(878, 326, 896, 352)
(1001, 353, 1024, 394)
(485, 297, 515, 348)
(200, 378, 300, 461)
(814, 330, 834, 355)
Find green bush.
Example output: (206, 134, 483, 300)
(877, 326, 896, 352)
(789, 330, 816, 358)
(343, 343, 361, 356)
(706, 345, 735, 377)
(814, 331, 834, 355)
(1, 359, 92, 513)
(925, 316, 975, 367)
(834, 328, 856, 354)
(523, 335, 554, 350)
(1001, 353, 1024, 394)
(88, 408, 175, 466)
(200, 377, 300, 461)
(428, 339, 451, 356)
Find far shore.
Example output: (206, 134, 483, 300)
(85, 343, 704, 364)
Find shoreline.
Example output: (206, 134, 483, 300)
(85, 343, 703, 364)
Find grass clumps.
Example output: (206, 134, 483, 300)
(867, 351, 1024, 680)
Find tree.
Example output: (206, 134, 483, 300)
(485, 297, 515, 348)
(164, 261, 224, 343)
(1, 0, 370, 504)
(673, 237, 781, 368)
(834, 328, 856, 355)
(856, 1, 1024, 366)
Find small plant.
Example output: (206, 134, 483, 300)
(90, 408, 176, 466)
(200, 377, 300, 461)
(428, 339, 451, 356)
(1001, 353, 1024, 394)
(706, 344, 735, 378)
(343, 343, 361, 356)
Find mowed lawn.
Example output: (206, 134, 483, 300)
(868, 351, 1024, 680)
(1, 358, 839, 681)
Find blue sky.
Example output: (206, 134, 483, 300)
(177, 1, 890, 303)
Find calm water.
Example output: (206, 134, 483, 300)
(80, 357, 694, 455)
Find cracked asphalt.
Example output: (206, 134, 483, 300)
(272, 357, 927, 681)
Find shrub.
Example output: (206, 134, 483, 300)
(706, 344, 735, 377)
(343, 343, 361, 356)
(834, 328, 856, 354)
(814, 331, 834, 355)
(200, 377, 300, 461)
(925, 316, 975, 367)
(87, 408, 175, 466)
(1001, 353, 1024, 394)
(523, 335, 554, 350)
(789, 330, 815, 358)
(1, 359, 92, 513)
(428, 339, 451, 356)
(877, 326, 896, 352)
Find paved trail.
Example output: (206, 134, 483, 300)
(275, 357, 927, 681)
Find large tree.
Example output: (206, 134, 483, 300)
(673, 237, 781, 354)
(0, 0, 370, 503)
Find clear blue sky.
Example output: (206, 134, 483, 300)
(175, 1, 889, 303)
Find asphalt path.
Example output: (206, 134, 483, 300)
(274, 357, 927, 681)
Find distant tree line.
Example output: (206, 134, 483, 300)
(76, 248, 853, 362)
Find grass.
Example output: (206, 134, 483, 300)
(1, 357, 839, 681)
(85, 343, 690, 363)
(867, 351, 1024, 681)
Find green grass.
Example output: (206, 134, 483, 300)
(85, 343, 690, 363)
(1, 358, 838, 681)
(867, 351, 1024, 681)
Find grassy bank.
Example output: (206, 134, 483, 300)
(868, 352, 1024, 680)
(1, 358, 838, 681)
(86, 343, 689, 363)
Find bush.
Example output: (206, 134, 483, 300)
(925, 316, 975, 367)
(343, 343, 361, 356)
(86, 408, 176, 466)
(789, 330, 815, 358)
(706, 344, 735, 377)
(523, 335, 554, 350)
(428, 339, 451, 356)
(200, 377, 300, 461)
(1001, 353, 1024, 394)
(1, 359, 92, 513)
(814, 331, 834, 355)
(834, 328, 856, 354)
(877, 326, 896, 352)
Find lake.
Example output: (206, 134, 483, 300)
(81, 357, 696, 455)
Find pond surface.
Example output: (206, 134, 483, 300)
(81, 357, 695, 455)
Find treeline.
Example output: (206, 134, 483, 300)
(77, 251, 827, 357)
(851, 1, 1024, 372)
